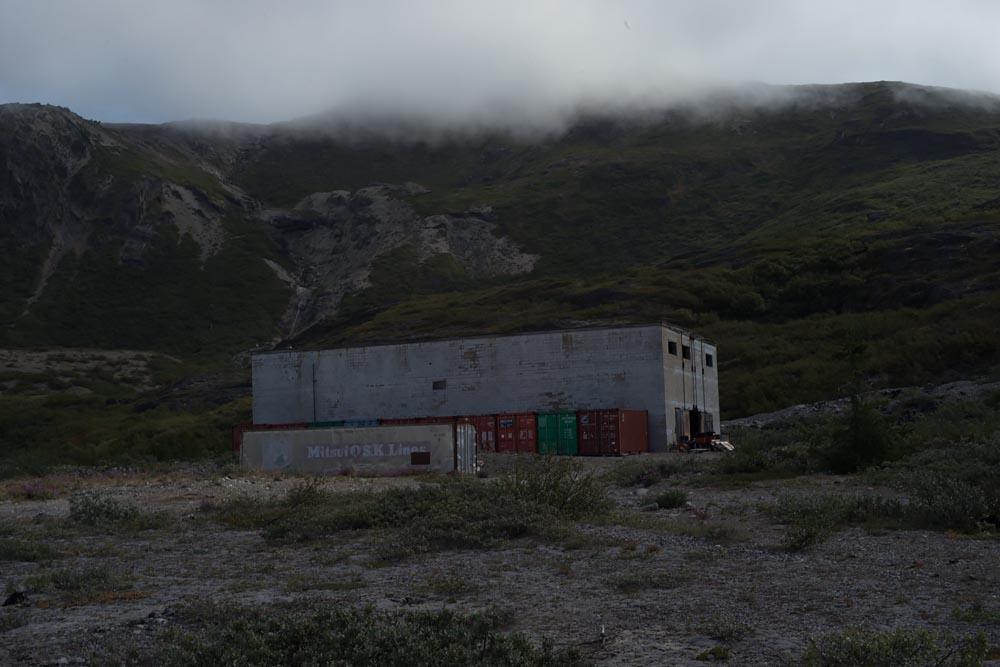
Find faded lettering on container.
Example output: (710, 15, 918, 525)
(305, 443, 430, 459)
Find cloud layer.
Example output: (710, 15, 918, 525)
(2, 0, 1000, 125)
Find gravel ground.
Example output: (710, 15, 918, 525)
(1, 457, 998, 666)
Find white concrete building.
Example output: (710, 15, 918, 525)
(252, 323, 719, 452)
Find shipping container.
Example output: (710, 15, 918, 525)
(416, 416, 456, 425)
(576, 409, 649, 455)
(536, 412, 578, 455)
(232, 422, 308, 453)
(239, 423, 478, 475)
(599, 409, 648, 455)
(343, 419, 380, 427)
(379, 418, 421, 425)
(457, 415, 498, 452)
(308, 421, 344, 428)
(496, 412, 537, 453)
(576, 410, 602, 456)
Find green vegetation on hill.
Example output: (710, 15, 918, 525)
(9, 211, 288, 357)
(92, 146, 229, 202)
(3, 82, 1000, 451)
(266, 84, 1000, 416)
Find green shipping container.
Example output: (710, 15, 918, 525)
(536, 412, 578, 455)
(308, 421, 345, 428)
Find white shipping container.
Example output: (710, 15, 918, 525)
(239, 423, 478, 475)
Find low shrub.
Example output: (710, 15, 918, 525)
(4, 480, 61, 501)
(68, 494, 171, 532)
(94, 600, 589, 667)
(0, 537, 57, 562)
(801, 627, 987, 667)
(217, 468, 611, 560)
(495, 458, 611, 518)
(952, 601, 1000, 625)
(763, 494, 905, 551)
(701, 611, 755, 642)
(876, 437, 1000, 533)
(608, 457, 704, 487)
(664, 518, 747, 544)
(654, 489, 688, 509)
(605, 572, 683, 595)
(25, 565, 132, 597)
(825, 395, 898, 474)
(696, 646, 731, 661)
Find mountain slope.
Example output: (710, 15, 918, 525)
(2, 81, 1000, 418)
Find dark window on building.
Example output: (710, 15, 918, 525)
(682, 345, 691, 360)
(668, 341, 678, 356)
(706, 353, 714, 367)
(432, 380, 446, 390)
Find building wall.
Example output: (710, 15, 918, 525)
(659, 330, 719, 444)
(252, 324, 719, 452)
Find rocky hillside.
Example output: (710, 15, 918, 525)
(2, 81, 1000, 417)
(0, 105, 537, 353)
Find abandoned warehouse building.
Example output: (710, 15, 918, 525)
(252, 323, 719, 452)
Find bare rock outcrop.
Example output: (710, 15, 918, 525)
(261, 183, 537, 338)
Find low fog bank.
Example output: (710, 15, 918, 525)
(6, 1, 1000, 128)
(82, 80, 1000, 147)
(250, 80, 1000, 145)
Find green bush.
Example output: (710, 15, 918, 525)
(952, 601, 1000, 625)
(655, 489, 688, 509)
(68, 494, 171, 532)
(25, 565, 130, 596)
(493, 458, 611, 518)
(700, 611, 755, 642)
(0, 537, 56, 562)
(69, 494, 140, 524)
(608, 457, 705, 487)
(802, 627, 987, 667)
(826, 395, 897, 474)
(764, 493, 905, 551)
(96, 601, 589, 667)
(696, 646, 731, 661)
(875, 436, 1000, 533)
(217, 469, 610, 560)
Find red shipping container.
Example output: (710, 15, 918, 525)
(599, 409, 648, 455)
(457, 415, 498, 452)
(576, 409, 649, 456)
(416, 416, 456, 425)
(496, 413, 536, 453)
(379, 418, 422, 425)
(516, 413, 537, 453)
(576, 410, 602, 456)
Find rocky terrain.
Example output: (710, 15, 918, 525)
(1, 456, 999, 666)
(261, 182, 536, 337)
(0, 103, 538, 347)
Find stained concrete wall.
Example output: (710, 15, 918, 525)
(252, 324, 719, 452)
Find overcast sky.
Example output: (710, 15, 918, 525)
(2, 0, 1000, 126)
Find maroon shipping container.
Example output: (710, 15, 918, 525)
(416, 416, 456, 425)
(576, 410, 602, 456)
(496, 413, 537, 453)
(457, 415, 498, 452)
(231, 422, 309, 453)
(576, 409, 648, 456)
(600, 409, 648, 455)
